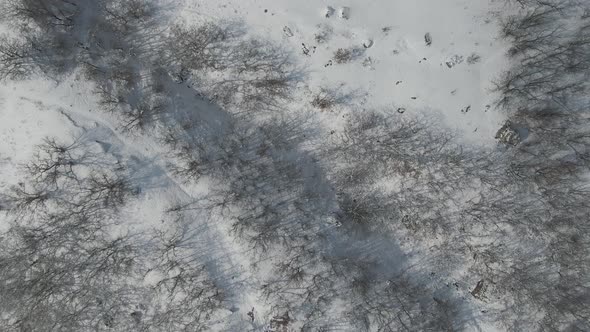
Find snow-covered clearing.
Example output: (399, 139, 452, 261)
(184, 0, 508, 143)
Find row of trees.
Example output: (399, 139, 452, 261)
(482, 0, 590, 329)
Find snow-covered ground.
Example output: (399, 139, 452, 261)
(181, 0, 509, 144)
(0, 0, 509, 331)
(2, 0, 588, 331)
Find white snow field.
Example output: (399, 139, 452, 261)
(1, 0, 589, 331)
(183, 0, 509, 143)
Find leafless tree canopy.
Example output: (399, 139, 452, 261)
(0, 0, 589, 331)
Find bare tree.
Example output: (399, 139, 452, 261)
(0, 135, 145, 331)
(145, 213, 225, 332)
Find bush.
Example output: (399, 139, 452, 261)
(333, 47, 363, 64)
